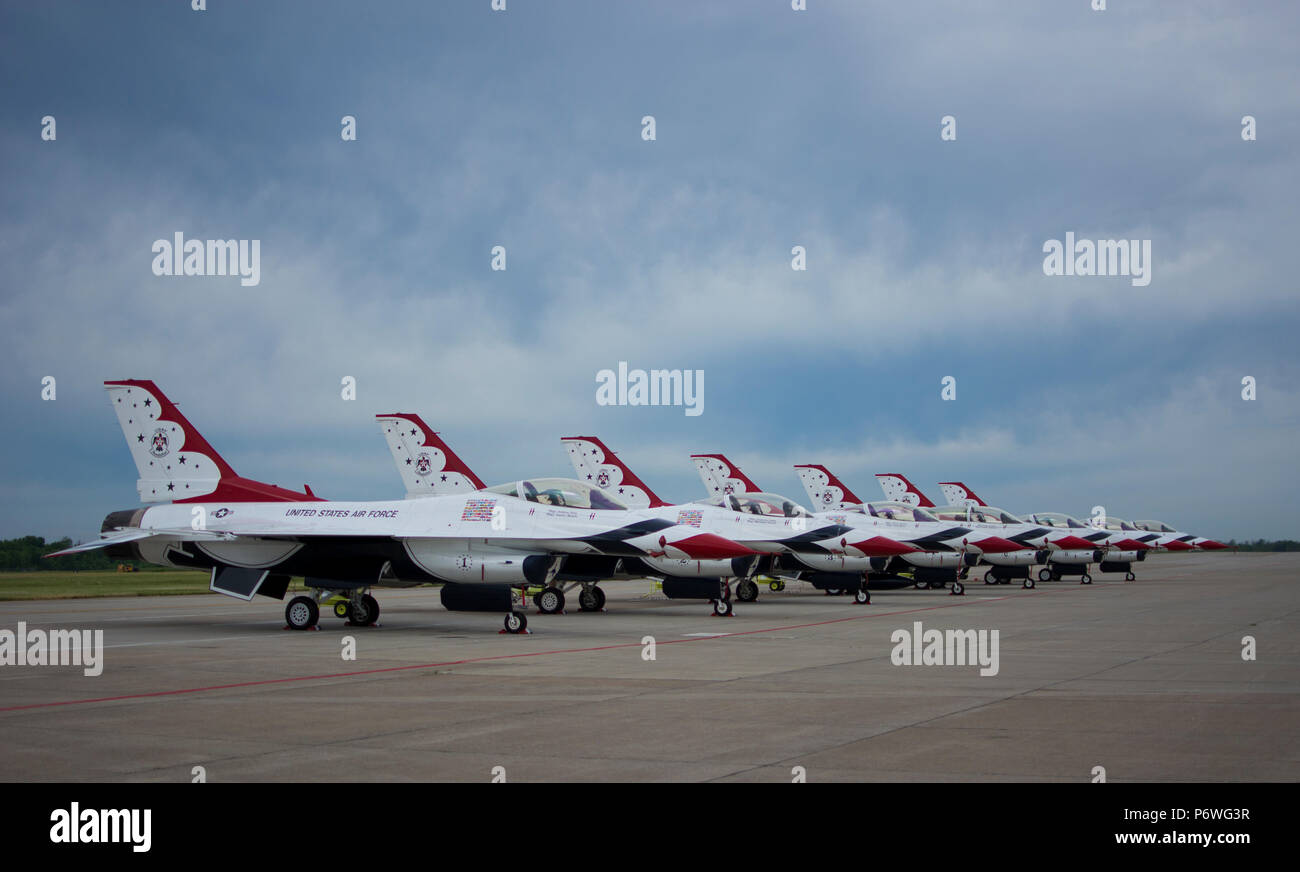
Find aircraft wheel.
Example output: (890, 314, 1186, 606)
(1125, 571, 1136, 581)
(914, 581, 930, 590)
(504, 611, 528, 634)
(1023, 578, 1036, 590)
(285, 596, 319, 630)
(853, 589, 870, 605)
(333, 600, 350, 619)
(1050, 569, 1062, 581)
(1038, 568, 1053, 582)
(768, 579, 785, 592)
(535, 586, 565, 614)
(951, 581, 965, 596)
(577, 586, 604, 612)
(347, 594, 378, 626)
(984, 572, 997, 585)
(736, 579, 759, 603)
(1080, 573, 1092, 585)
(712, 599, 733, 617)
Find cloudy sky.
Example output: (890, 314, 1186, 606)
(1, 1, 1296, 542)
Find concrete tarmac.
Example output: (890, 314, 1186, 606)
(0, 552, 1296, 782)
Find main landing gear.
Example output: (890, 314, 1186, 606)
(534, 586, 565, 615)
(735, 578, 760, 603)
(286, 588, 380, 630)
(577, 584, 607, 612)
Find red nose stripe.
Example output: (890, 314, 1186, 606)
(972, 536, 1028, 554)
(845, 536, 917, 557)
(1197, 540, 1228, 551)
(668, 533, 757, 560)
(1052, 535, 1097, 550)
(1162, 539, 1195, 551)
(1113, 538, 1152, 551)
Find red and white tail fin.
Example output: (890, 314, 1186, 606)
(874, 473, 935, 507)
(376, 413, 486, 498)
(104, 379, 320, 504)
(691, 453, 763, 497)
(794, 464, 864, 511)
(562, 436, 669, 509)
(938, 482, 987, 507)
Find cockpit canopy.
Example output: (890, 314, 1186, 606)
(1027, 512, 1090, 529)
(1094, 517, 1140, 532)
(1135, 520, 1177, 533)
(486, 478, 627, 511)
(698, 492, 812, 518)
(859, 501, 940, 523)
(932, 504, 1024, 525)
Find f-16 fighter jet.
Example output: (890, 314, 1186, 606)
(691, 454, 1025, 596)
(49, 381, 754, 634)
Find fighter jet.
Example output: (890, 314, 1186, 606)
(49, 381, 755, 633)
(798, 466, 1070, 589)
(563, 436, 919, 606)
(379, 416, 866, 613)
(690, 454, 1024, 596)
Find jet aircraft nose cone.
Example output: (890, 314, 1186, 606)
(1161, 539, 1195, 551)
(667, 533, 757, 560)
(1197, 539, 1228, 551)
(1052, 535, 1097, 550)
(972, 536, 1028, 554)
(1112, 538, 1152, 551)
(845, 535, 918, 557)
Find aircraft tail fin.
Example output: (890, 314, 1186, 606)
(794, 464, 864, 511)
(562, 436, 669, 509)
(938, 481, 987, 507)
(376, 413, 486, 497)
(874, 472, 935, 507)
(104, 379, 319, 504)
(691, 453, 762, 497)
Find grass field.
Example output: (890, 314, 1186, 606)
(0, 570, 305, 600)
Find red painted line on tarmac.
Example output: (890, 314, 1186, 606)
(0, 591, 1039, 713)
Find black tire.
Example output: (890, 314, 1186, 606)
(362, 594, 379, 624)
(984, 572, 997, 585)
(712, 599, 732, 617)
(736, 579, 759, 603)
(347, 594, 378, 626)
(853, 589, 870, 604)
(1038, 568, 1053, 582)
(578, 587, 598, 611)
(504, 611, 528, 634)
(1023, 578, 1036, 590)
(535, 587, 565, 614)
(951, 581, 965, 596)
(1050, 569, 1062, 581)
(1081, 573, 1092, 585)
(285, 596, 319, 630)
(1125, 571, 1135, 581)
(914, 581, 929, 590)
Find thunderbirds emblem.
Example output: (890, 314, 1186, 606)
(415, 452, 433, 476)
(149, 429, 169, 457)
(597, 471, 611, 488)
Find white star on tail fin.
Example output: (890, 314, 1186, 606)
(794, 464, 864, 511)
(376, 413, 486, 498)
(561, 436, 669, 509)
(690, 453, 762, 497)
(874, 473, 935, 507)
(939, 482, 987, 507)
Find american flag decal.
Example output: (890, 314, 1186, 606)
(461, 498, 497, 521)
(676, 508, 704, 528)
